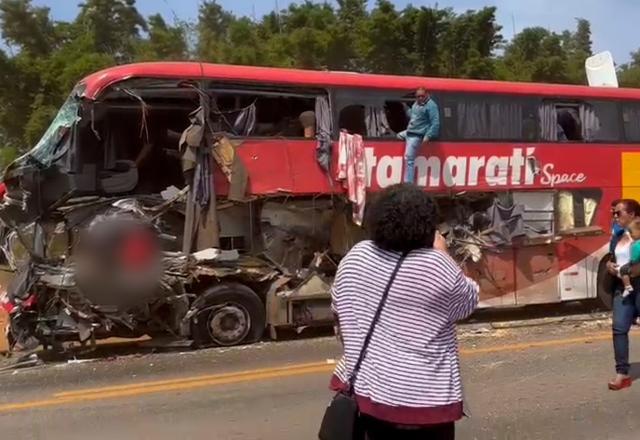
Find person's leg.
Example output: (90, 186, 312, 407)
(410, 423, 455, 440)
(360, 416, 399, 440)
(362, 416, 455, 440)
(403, 135, 422, 184)
(611, 291, 636, 388)
(431, 422, 455, 440)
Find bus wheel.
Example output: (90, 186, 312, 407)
(597, 256, 614, 310)
(191, 283, 266, 348)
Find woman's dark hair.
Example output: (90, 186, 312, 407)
(618, 199, 640, 216)
(366, 183, 437, 253)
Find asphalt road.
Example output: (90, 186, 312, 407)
(1, 319, 639, 440)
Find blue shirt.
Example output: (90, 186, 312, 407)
(406, 99, 440, 140)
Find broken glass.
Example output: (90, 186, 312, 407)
(28, 90, 82, 166)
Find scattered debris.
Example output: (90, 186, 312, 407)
(0, 353, 43, 372)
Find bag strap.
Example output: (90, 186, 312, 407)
(347, 251, 408, 393)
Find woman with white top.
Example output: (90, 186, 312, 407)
(607, 199, 640, 390)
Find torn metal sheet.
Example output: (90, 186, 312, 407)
(192, 255, 278, 282)
(260, 200, 335, 273)
(192, 248, 239, 262)
(278, 274, 331, 299)
(265, 276, 293, 333)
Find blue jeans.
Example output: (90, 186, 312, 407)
(403, 135, 423, 184)
(612, 283, 640, 374)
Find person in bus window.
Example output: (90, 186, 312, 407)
(398, 88, 440, 184)
(607, 199, 640, 390)
(298, 110, 316, 138)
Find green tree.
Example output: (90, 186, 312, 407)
(409, 7, 450, 76)
(0, 0, 56, 56)
(222, 18, 266, 66)
(565, 18, 593, 84)
(438, 7, 502, 79)
(498, 27, 569, 83)
(197, 0, 233, 62)
(76, 0, 147, 63)
(620, 49, 640, 88)
(365, 0, 406, 74)
(326, 0, 367, 70)
(136, 14, 188, 61)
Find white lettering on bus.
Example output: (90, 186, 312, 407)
(524, 147, 537, 185)
(510, 148, 525, 185)
(486, 156, 509, 186)
(415, 156, 441, 187)
(540, 163, 587, 187)
(364, 147, 587, 188)
(377, 155, 402, 188)
(443, 156, 467, 187)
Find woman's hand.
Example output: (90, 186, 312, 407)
(434, 231, 448, 252)
(607, 261, 619, 276)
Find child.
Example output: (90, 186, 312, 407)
(619, 218, 640, 297)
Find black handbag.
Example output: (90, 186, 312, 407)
(318, 252, 408, 440)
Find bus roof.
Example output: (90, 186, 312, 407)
(80, 61, 640, 101)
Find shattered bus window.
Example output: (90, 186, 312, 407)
(28, 89, 82, 166)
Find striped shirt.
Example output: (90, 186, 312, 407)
(330, 240, 479, 425)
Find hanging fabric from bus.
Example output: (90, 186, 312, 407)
(485, 200, 526, 245)
(337, 131, 366, 226)
(212, 136, 248, 202)
(315, 95, 332, 173)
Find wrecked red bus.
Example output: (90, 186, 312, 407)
(1, 61, 640, 349)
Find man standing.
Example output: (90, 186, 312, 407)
(399, 88, 440, 184)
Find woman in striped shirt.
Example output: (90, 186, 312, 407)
(330, 184, 479, 440)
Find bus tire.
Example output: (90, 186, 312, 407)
(597, 254, 615, 310)
(191, 283, 266, 348)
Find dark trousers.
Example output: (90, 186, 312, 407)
(359, 416, 455, 440)
(612, 284, 640, 374)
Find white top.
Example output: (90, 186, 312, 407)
(615, 233, 632, 268)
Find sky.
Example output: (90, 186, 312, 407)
(32, 0, 638, 63)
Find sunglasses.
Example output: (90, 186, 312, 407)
(416, 94, 427, 98)
(613, 210, 624, 217)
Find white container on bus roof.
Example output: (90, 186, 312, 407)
(585, 51, 618, 88)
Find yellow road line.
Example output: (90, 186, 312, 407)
(0, 331, 618, 414)
(54, 362, 333, 398)
(0, 364, 332, 413)
(460, 332, 612, 355)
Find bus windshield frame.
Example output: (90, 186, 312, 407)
(27, 84, 86, 166)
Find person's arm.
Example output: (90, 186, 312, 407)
(449, 268, 480, 322)
(404, 103, 412, 119)
(434, 233, 480, 321)
(620, 262, 632, 277)
(425, 101, 441, 141)
(331, 261, 346, 345)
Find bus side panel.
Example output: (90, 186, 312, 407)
(467, 250, 517, 308)
(514, 244, 560, 305)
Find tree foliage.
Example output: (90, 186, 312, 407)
(0, 0, 637, 168)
